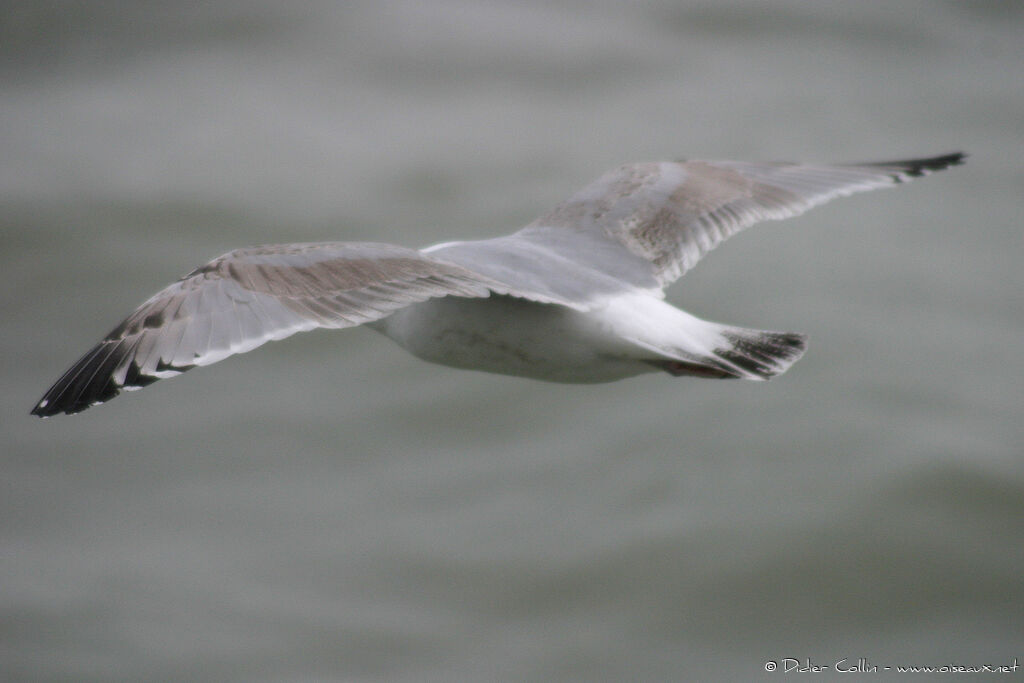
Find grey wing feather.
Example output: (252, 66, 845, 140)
(515, 152, 966, 287)
(31, 242, 508, 416)
(424, 227, 660, 310)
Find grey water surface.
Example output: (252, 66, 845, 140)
(3, 1, 1022, 681)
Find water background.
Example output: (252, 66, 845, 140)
(3, 1, 1022, 680)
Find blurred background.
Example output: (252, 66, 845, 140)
(3, 1, 1022, 680)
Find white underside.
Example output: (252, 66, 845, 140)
(368, 292, 729, 383)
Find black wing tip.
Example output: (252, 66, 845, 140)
(30, 345, 194, 418)
(31, 368, 124, 418)
(31, 395, 109, 418)
(31, 384, 117, 417)
(865, 151, 967, 180)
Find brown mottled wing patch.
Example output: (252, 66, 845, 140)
(518, 152, 965, 286)
(31, 242, 507, 416)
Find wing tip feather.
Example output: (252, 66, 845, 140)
(861, 151, 967, 182)
(30, 344, 195, 417)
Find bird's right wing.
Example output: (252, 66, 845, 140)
(31, 241, 529, 416)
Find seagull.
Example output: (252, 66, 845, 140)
(31, 152, 965, 417)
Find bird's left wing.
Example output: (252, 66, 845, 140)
(511, 153, 966, 288)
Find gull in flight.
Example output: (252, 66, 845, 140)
(31, 153, 965, 417)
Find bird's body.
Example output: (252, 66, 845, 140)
(31, 153, 965, 417)
(374, 293, 677, 383)
(370, 294, 638, 383)
(373, 293, 800, 383)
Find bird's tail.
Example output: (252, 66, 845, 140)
(604, 293, 807, 381)
(640, 323, 807, 380)
(709, 325, 807, 379)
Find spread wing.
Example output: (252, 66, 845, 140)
(32, 153, 965, 416)
(31, 242, 517, 416)
(510, 152, 966, 288)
